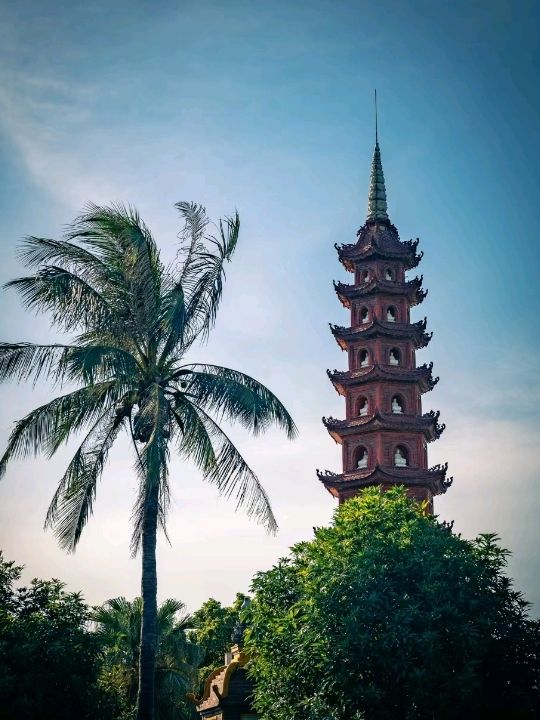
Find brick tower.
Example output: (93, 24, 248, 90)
(317, 134, 452, 512)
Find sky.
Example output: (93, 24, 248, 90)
(0, 0, 539, 615)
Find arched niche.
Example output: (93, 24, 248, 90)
(394, 444, 409, 467)
(354, 445, 369, 470)
(391, 395, 404, 414)
(357, 396, 369, 417)
(358, 349, 370, 368)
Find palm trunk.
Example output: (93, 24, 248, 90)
(136, 478, 159, 720)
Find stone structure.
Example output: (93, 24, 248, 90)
(318, 137, 452, 511)
(192, 603, 257, 720)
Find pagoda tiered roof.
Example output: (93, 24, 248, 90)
(334, 275, 427, 308)
(317, 463, 452, 498)
(327, 362, 439, 396)
(330, 317, 432, 350)
(322, 410, 445, 443)
(336, 223, 423, 272)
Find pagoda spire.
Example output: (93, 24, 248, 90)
(366, 90, 389, 223)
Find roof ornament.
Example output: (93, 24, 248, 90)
(231, 597, 251, 648)
(366, 89, 389, 223)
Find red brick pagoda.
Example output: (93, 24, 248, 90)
(318, 135, 452, 512)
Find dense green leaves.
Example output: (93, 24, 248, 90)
(0, 553, 203, 720)
(94, 596, 201, 720)
(0, 552, 118, 720)
(189, 594, 248, 688)
(246, 488, 540, 720)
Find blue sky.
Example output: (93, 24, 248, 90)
(0, 0, 539, 613)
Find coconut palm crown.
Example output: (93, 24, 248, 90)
(0, 202, 297, 719)
(94, 596, 201, 719)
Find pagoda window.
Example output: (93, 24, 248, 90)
(387, 306, 397, 322)
(358, 349, 369, 368)
(362, 269, 370, 283)
(357, 396, 369, 416)
(360, 307, 369, 324)
(385, 268, 393, 281)
(355, 446, 369, 469)
(394, 445, 408, 467)
(391, 395, 404, 414)
(389, 348, 400, 366)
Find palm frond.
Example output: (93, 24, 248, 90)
(61, 343, 141, 385)
(0, 381, 120, 479)
(17, 235, 109, 279)
(44, 409, 125, 551)
(157, 598, 188, 623)
(185, 212, 239, 345)
(171, 399, 217, 477)
(0, 341, 139, 388)
(67, 203, 163, 343)
(0, 342, 74, 384)
(173, 397, 278, 533)
(93, 596, 135, 632)
(6, 267, 112, 332)
(156, 281, 186, 366)
(179, 364, 298, 439)
(93, 593, 201, 716)
(173, 202, 209, 289)
(174, 203, 239, 347)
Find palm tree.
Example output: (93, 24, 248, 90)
(0, 202, 297, 720)
(94, 596, 201, 719)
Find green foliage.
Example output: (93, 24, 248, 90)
(189, 593, 247, 685)
(94, 596, 202, 720)
(0, 551, 119, 720)
(246, 487, 540, 720)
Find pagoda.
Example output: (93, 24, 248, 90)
(317, 133, 452, 512)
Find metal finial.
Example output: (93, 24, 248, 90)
(375, 88, 378, 144)
(366, 91, 389, 223)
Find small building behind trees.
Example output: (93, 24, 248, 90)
(192, 603, 257, 720)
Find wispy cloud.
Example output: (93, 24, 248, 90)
(0, 67, 120, 205)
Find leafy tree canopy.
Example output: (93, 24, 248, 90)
(245, 487, 540, 720)
(189, 593, 247, 686)
(0, 551, 118, 720)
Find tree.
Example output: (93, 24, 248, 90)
(94, 596, 201, 720)
(189, 593, 247, 687)
(0, 552, 118, 720)
(246, 487, 540, 720)
(0, 202, 297, 720)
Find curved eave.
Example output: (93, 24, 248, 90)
(327, 363, 439, 396)
(316, 463, 452, 497)
(336, 237, 423, 272)
(322, 411, 445, 443)
(330, 319, 432, 350)
(334, 277, 427, 308)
